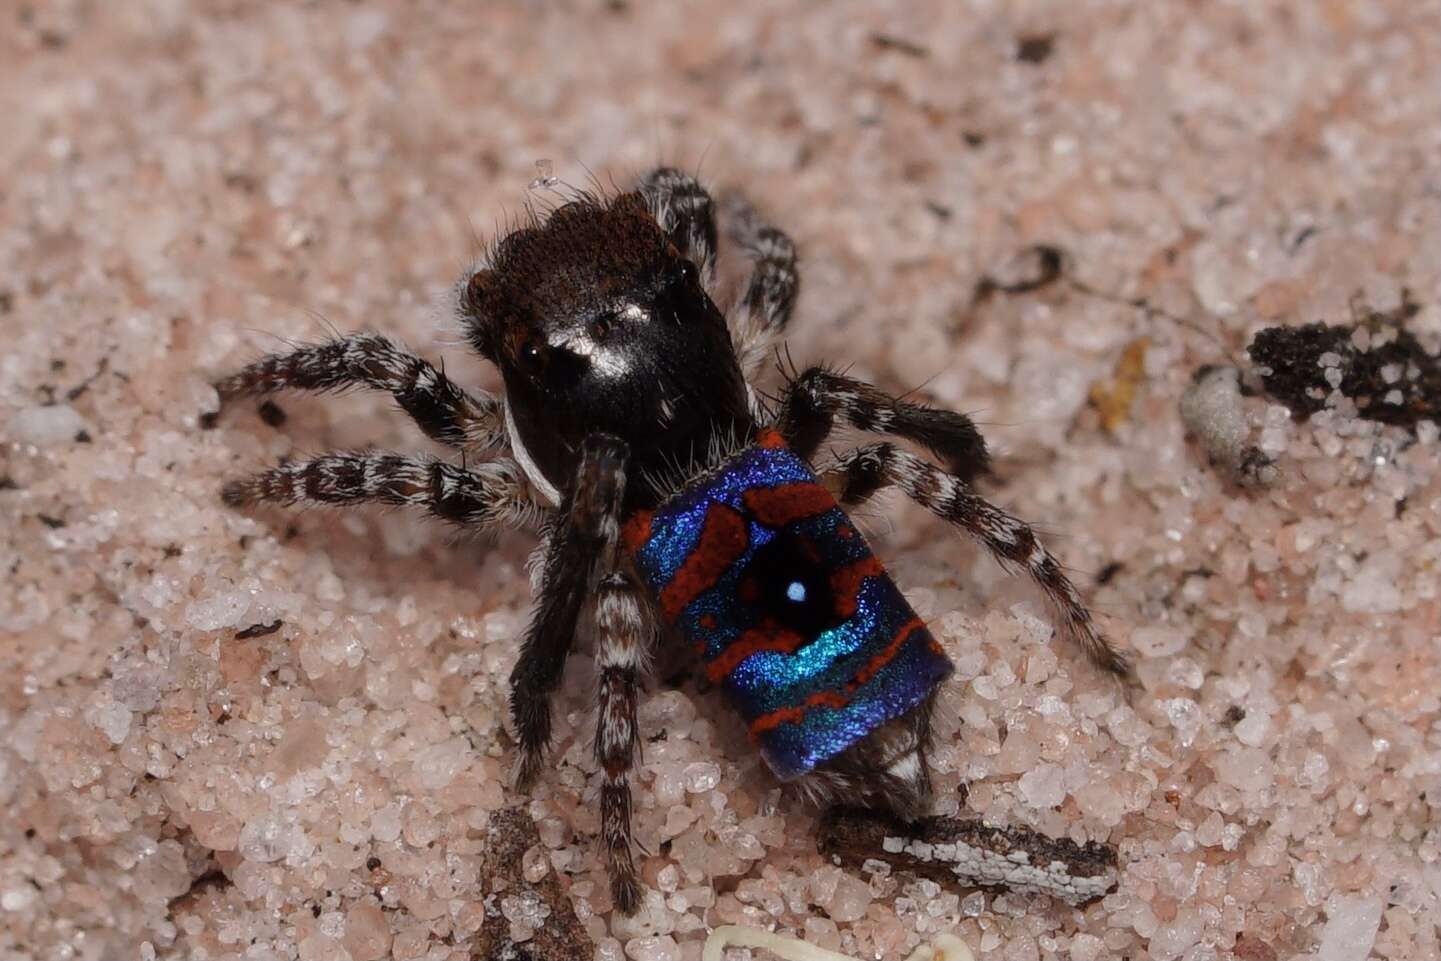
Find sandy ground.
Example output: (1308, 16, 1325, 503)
(3, 2, 1440, 959)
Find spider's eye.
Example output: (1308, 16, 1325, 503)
(519, 339, 544, 370)
(676, 258, 699, 287)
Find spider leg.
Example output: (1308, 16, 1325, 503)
(639, 167, 718, 280)
(773, 366, 990, 483)
(820, 443, 1129, 676)
(221, 451, 539, 529)
(723, 192, 799, 381)
(510, 434, 630, 791)
(592, 569, 654, 915)
(213, 333, 503, 451)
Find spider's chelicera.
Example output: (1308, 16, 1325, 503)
(212, 168, 1128, 913)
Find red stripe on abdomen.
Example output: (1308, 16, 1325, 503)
(755, 428, 788, 449)
(622, 510, 654, 554)
(742, 482, 836, 529)
(742, 616, 930, 738)
(749, 690, 850, 736)
(704, 621, 806, 683)
(828, 555, 885, 618)
(658, 503, 749, 622)
(848, 617, 927, 690)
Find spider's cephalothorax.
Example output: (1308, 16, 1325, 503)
(212, 168, 1128, 914)
(459, 191, 751, 509)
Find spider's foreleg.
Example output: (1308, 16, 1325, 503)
(509, 434, 630, 790)
(221, 452, 538, 529)
(213, 333, 502, 451)
(592, 569, 654, 914)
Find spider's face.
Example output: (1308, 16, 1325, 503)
(460, 192, 749, 504)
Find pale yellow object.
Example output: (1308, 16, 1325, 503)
(701, 925, 975, 961)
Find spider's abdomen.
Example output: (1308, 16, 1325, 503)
(623, 431, 954, 780)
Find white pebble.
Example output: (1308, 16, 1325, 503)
(1, 886, 36, 911)
(625, 935, 680, 961)
(1214, 747, 1274, 793)
(1341, 552, 1403, 614)
(1234, 712, 1270, 747)
(1161, 698, 1202, 747)
(9, 404, 89, 445)
(1178, 366, 1248, 464)
(1018, 763, 1067, 809)
(1130, 626, 1186, 658)
(185, 591, 251, 631)
(682, 761, 721, 794)
(87, 701, 133, 745)
(500, 891, 552, 928)
(370, 803, 402, 843)
(238, 814, 296, 863)
(1316, 895, 1383, 961)
(413, 737, 470, 790)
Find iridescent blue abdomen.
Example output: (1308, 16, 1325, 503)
(624, 431, 953, 780)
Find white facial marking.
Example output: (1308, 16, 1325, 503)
(504, 400, 561, 506)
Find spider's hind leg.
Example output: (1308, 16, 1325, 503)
(639, 167, 719, 280)
(636, 168, 800, 387)
(775, 365, 990, 483)
(822, 443, 1129, 676)
(722, 192, 799, 381)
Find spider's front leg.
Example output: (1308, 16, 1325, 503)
(211, 333, 503, 451)
(592, 568, 654, 914)
(508, 433, 651, 911)
(222, 451, 540, 530)
(509, 434, 630, 789)
(722, 192, 799, 380)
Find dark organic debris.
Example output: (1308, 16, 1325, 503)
(1247, 294, 1439, 428)
(1096, 561, 1125, 586)
(1016, 33, 1056, 64)
(870, 32, 929, 58)
(819, 807, 1118, 905)
(471, 807, 593, 961)
(257, 400, 287, 427)
(973, 244, 1064, 303)
(235, 619, 283, 639)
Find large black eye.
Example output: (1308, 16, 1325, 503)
(743, 534, 843, 637)
(676, 258, 699, 287)
(519, 340, 544, 370)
